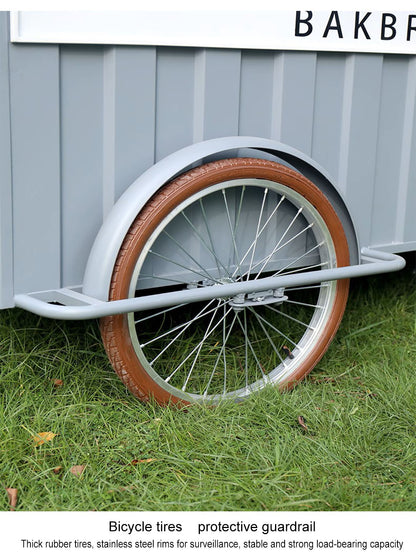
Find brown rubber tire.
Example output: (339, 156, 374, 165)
(100, 158, 350, 406)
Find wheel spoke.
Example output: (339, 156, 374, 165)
(181, 300, 223, 392)
(202, 310, 238, 396)
(237, 217, 312, 282)
(276, 261, 328, 277)
(250, 222, 314, 280)
(148, 249, 223, 284)
(285, 283, 329, 292)
(265, 304, 314, 330)
(165, 305, 234, 383)
(162, 229, 222, 284)
(243, 309, 249, 389)
(134, 303, 189, 324)
(271, 242, 325, 277)
(222, 304, 227, 394)
(234, 185, 246, 241)
(144, 298, 223, 355)
(180, 210, 230, 277)
(248, 307, 299, 348)
(231, 194, 286, 278)
(244, 205, 304, 281)
(199, 198, 231, 277)
(250, 310, 287, 366)
(138, 274, 192, 286)
(284, 299, 324, 309)
(222, 189, 241, 272)
(236, 313, 267, 383)
(246, 188, 269, 280)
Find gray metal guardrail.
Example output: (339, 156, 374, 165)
(14, 248, 406, 320)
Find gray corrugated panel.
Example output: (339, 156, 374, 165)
(60, 46, 104, 287)
(370, 56, 408, 246)
(276, 52, 317, 156)
(340, 54, 384, 247)
(192, 49, 206, 143)
(102, 47, 116, 218)
(4, 42, 416, 298)
(270, 53, 284, 140)
(0, 12, 13, 308)
(193, 49, 241, 141)
(402, 58, 416, 244)
(155, 48, 196, 160)
(337, 54, 354, 195)
(311, 53, 346, 180)
(112, 46, 157, 202)
(100, 46, 157, 213)
(9, 43, 61, 294)
(239, 51, 275, 138)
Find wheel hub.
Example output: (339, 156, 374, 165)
(228, 287, 288, 311)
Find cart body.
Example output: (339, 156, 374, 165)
(0, 10, 413, 403)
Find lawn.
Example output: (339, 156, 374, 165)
(1, 256, 415, 511)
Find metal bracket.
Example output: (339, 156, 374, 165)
(229, 289, 288, 310)
(14, 248, 406, 321)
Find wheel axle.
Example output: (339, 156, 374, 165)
(228, 288, 288, 311)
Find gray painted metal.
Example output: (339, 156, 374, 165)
(82, 136, 359, 301)
(0, 9, 415, 310)
(0, 15, 13, 308)
(14, 249, 406, 320)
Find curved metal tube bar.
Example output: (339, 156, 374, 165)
(14, 248, 405, 320)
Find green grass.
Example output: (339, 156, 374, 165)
(0, 258, 415, 511)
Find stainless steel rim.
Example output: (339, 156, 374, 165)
(127, 178, 337, 402)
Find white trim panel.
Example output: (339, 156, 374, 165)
(10, 10, 416, 54)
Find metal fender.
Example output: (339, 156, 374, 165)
(83, 136, 359, 301)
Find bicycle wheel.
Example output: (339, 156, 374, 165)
(101, 158, 350, 405)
